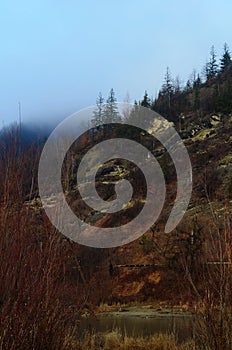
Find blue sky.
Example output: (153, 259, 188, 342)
(1, 0, 232, 126)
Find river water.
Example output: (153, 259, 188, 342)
(79, 307, 195, 343)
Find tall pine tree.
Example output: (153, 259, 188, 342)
(207, 45, 218, 79)
(140, 90, 151, 108)
(91, 92, 104, 127)
(220, 43, 231, 71)
(102, 88, 121, 123)
(161, 67, 174, 111)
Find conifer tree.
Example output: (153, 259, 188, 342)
(91, 92, 104, 127)
(193, 74, 201, 111)
(162, 67, 174, 96)
(161, 67, 174, 110)
(140, 90, 151, 108)
(102, 88, 121, 123)
(207, 45, 218, 79)
(193, 74, 201, 89)
(184, 79, 192, 93)
(220, 43, 231, 71)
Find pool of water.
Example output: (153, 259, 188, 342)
(79, 309, 194, 343)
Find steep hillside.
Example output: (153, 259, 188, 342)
(70, 71, 232, 306)
(6, 67, 232, 308)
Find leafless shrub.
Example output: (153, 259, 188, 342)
(0, 129, 81, 349)
(182, 202, 232, 350)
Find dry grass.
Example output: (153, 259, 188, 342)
(65, 330, 196, 350)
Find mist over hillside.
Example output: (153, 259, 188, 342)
(0, 122, 49, 147)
